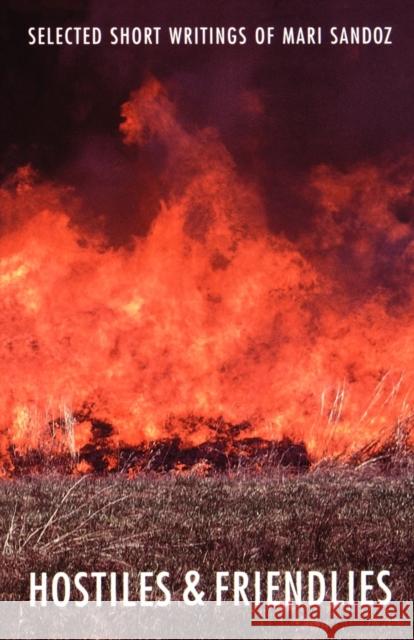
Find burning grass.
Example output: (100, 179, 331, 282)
(3, 78, 414, 465)
(0, 466, 413, 601)
(5, 415, 414, 476)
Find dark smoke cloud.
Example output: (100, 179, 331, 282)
(1, 0, 414, 243)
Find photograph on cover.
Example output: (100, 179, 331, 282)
(0, 1, 413, 638)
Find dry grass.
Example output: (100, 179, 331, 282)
(0, 469, 412, 601)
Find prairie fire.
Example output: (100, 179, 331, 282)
(0, 78, 413, 474)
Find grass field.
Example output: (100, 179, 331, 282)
(0, 468, 412, 601)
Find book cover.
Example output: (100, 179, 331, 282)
(0, 1, 413, 638)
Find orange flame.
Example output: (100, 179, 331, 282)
(0, 78, 413, 470)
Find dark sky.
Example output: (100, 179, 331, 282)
(1, 0, 414, 242)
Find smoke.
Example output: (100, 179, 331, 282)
(3, 0, 414, 244)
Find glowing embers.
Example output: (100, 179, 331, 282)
(7, 415, 309, 476)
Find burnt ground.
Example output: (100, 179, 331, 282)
(8, 415, 311, 476)
(7, 414, 414, 477)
